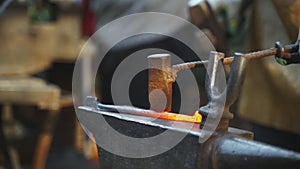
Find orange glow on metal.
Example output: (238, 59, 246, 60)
(157, 111, 202, 123)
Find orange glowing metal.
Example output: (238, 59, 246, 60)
(97, 102, 202, 123)
(161, 111, 202, 123)
(142, 111, 202, 123)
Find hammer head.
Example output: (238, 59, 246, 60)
(148, 54, 174, 112)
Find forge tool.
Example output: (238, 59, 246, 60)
(78, 40, 300, 169)
(87, 41, 300, 131)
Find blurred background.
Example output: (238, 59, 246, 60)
(0, 0, 300, 169)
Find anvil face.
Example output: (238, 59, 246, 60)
(78, 105, 203, 169)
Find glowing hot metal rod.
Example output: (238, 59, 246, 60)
(98, 103, 202, 123)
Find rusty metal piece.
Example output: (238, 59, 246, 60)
(172, 47, 276, 76)
(172, 60, 208, 76)
(172, 41, 300, 77)
(148, 54, 174, 112)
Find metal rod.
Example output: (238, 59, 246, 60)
(98, 103, 202, 123)
(172, 48, 276, 74)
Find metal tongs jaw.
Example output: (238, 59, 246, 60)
(199, 52, 249, 132)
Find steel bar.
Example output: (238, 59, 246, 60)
(79, 105, 204, 138)
(98, 102, 202, 123)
